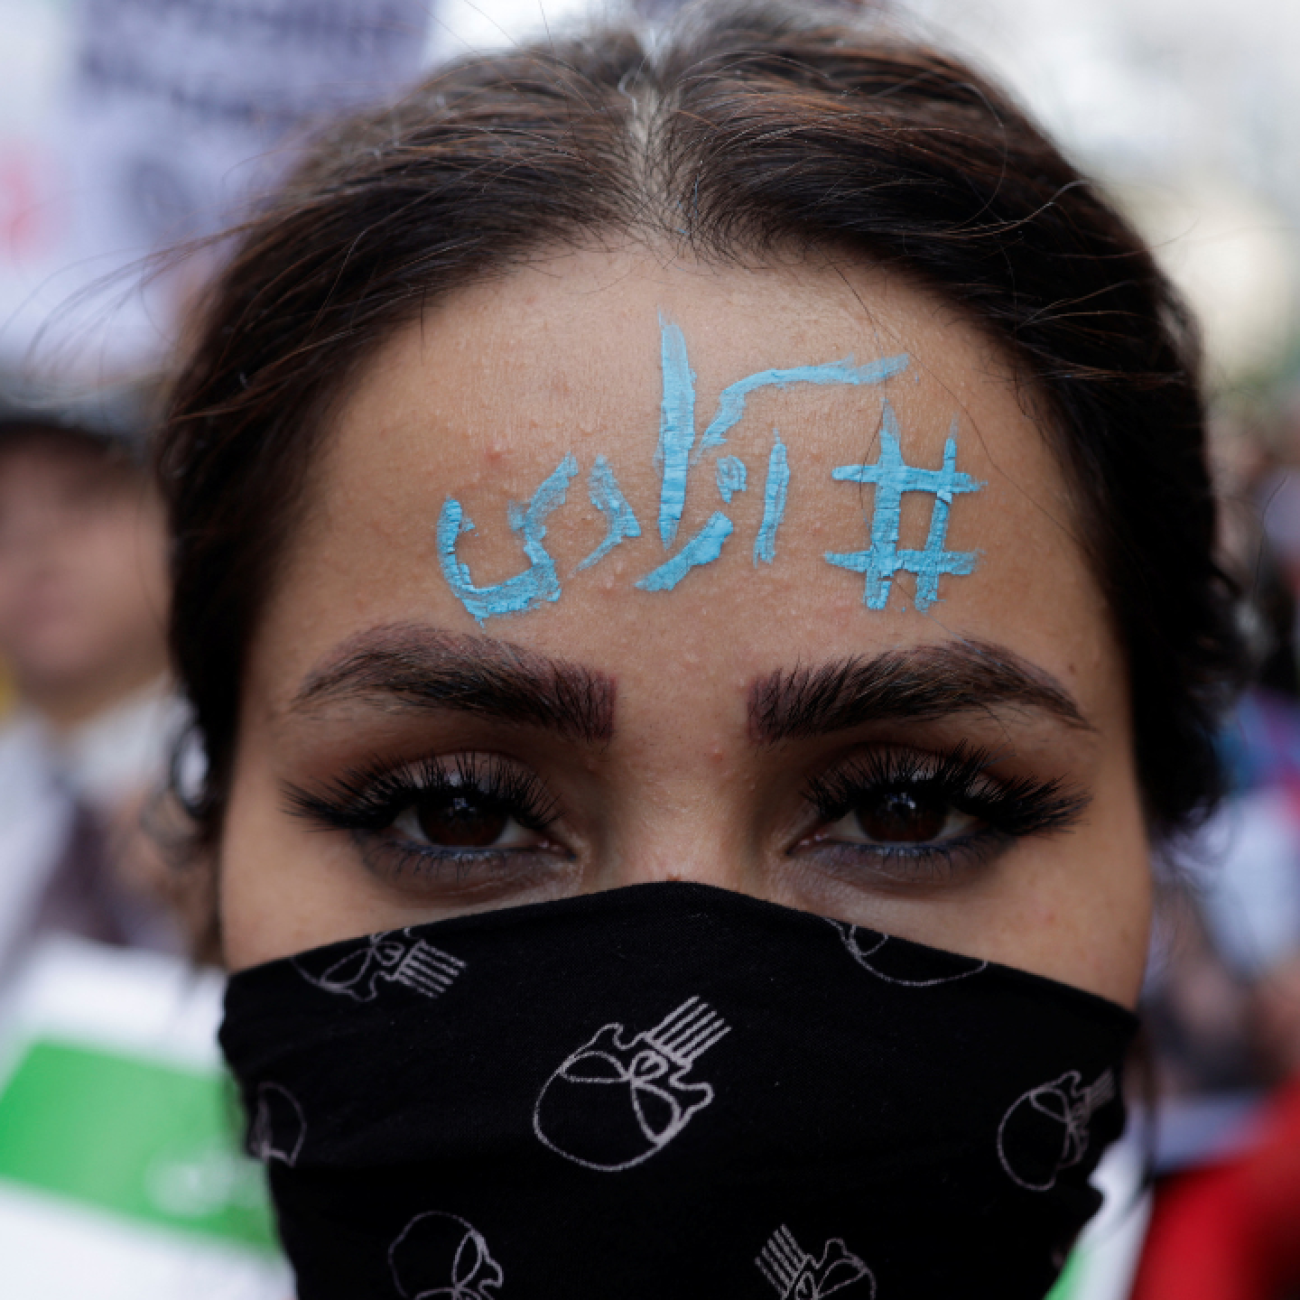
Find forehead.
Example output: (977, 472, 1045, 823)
(267, 247, 1111, 708)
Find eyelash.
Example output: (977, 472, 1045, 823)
(284, 753, 562, 880)
(799, 742, 1088, 882)
(283, 742, 1087, 890)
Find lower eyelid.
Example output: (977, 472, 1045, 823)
(353, 830, 572, 889)
(801, 833, 1006, 882)
(282, 751, 565, 838)
(370, 825, 562, 858)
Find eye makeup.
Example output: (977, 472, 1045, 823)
(282, 734, 1087, 906)
(798, 743, 1088, 886)
(283, 752, 571, 898)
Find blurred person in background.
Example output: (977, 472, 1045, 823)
(1243, 465, 1300, 1080)
(0, 387, 184, 976)
(1133, 438, 1300, 1300)
(1144, 528, 1300, 1099)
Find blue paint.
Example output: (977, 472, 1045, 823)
(694, 354, 910, 462)
(754, 431, 789, 566)
(825, 406, 983, 611)
(577, 455, 641, 571)
(437, 454, 579, 624)
(636, 511, 734, 592)
(654, 315, 697, 550)
(715, 455, 747, 503)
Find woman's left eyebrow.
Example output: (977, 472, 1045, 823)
(288, 623, 615, 744)
(748, 639, 1091, 743)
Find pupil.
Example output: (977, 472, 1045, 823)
(416, 793, 508, 848)
(856, 788, 947, 844)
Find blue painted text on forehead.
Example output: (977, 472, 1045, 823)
(436, 316, 984, 624)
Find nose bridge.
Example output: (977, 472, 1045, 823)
(581, 624, 761, 894)
(596, 756, 756, 894)
(612, 842, 748, 891)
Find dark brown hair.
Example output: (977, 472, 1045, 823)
(158, 0, 1245, 858)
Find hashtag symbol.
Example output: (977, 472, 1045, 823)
(825, 401, 983, 611)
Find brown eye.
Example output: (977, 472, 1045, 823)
(855, 788, 949, 844)
(414, 792, 509, 848)
(815, 783, 978, 850)
(388, 777, 547, 857)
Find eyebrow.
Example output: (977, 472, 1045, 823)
(748, 640, 1090, 743)
(291, 625, 615, 744)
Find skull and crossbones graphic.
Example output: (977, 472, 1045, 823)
(389, 1211, 503, 1300)
(997, 1069, 1116, 1192)
(533, 996, 731, 1172)
(756, 1224, 875, 1299)
(293, 930, 464, 1003)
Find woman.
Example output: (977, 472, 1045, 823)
(159, 2, 1245, 1295)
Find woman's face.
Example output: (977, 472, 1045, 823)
(221, 247, 1151, 1006)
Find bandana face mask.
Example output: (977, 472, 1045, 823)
(220, 883, 1137, 1300)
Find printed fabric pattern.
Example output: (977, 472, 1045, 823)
(220, 882, 1137, 1300)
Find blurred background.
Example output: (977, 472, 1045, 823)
(0, 1, 1297, 1297)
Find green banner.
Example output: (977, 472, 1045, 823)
(0, 1037, 275, 1251)
(1045, 1249, 1082, 1300)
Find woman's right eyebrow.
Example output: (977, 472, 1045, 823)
(748, 639, 1091, 743)
(288, 623, 615, 744)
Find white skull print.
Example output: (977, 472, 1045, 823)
(829, 920, 986, 987)
(248, 1081, 307, 1166)
(388, 1211, 504, 1300)
(756, 1224, 875, 1299)
(533, 997, 731, 1171)
(997, 1069, 1117, 1191)
(292, 930, 465, 1002)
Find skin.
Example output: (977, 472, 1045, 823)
(221, 245, 1152, 1006)
(0, 438, 169, 730)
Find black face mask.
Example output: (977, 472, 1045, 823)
(221, 882, 1136, 1300)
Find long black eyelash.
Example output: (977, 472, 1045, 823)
(283, 753, 560, 835)
(804, 742, 1089, 839)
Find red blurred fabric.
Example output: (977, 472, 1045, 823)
(1131, 1077, 1300, 1300)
